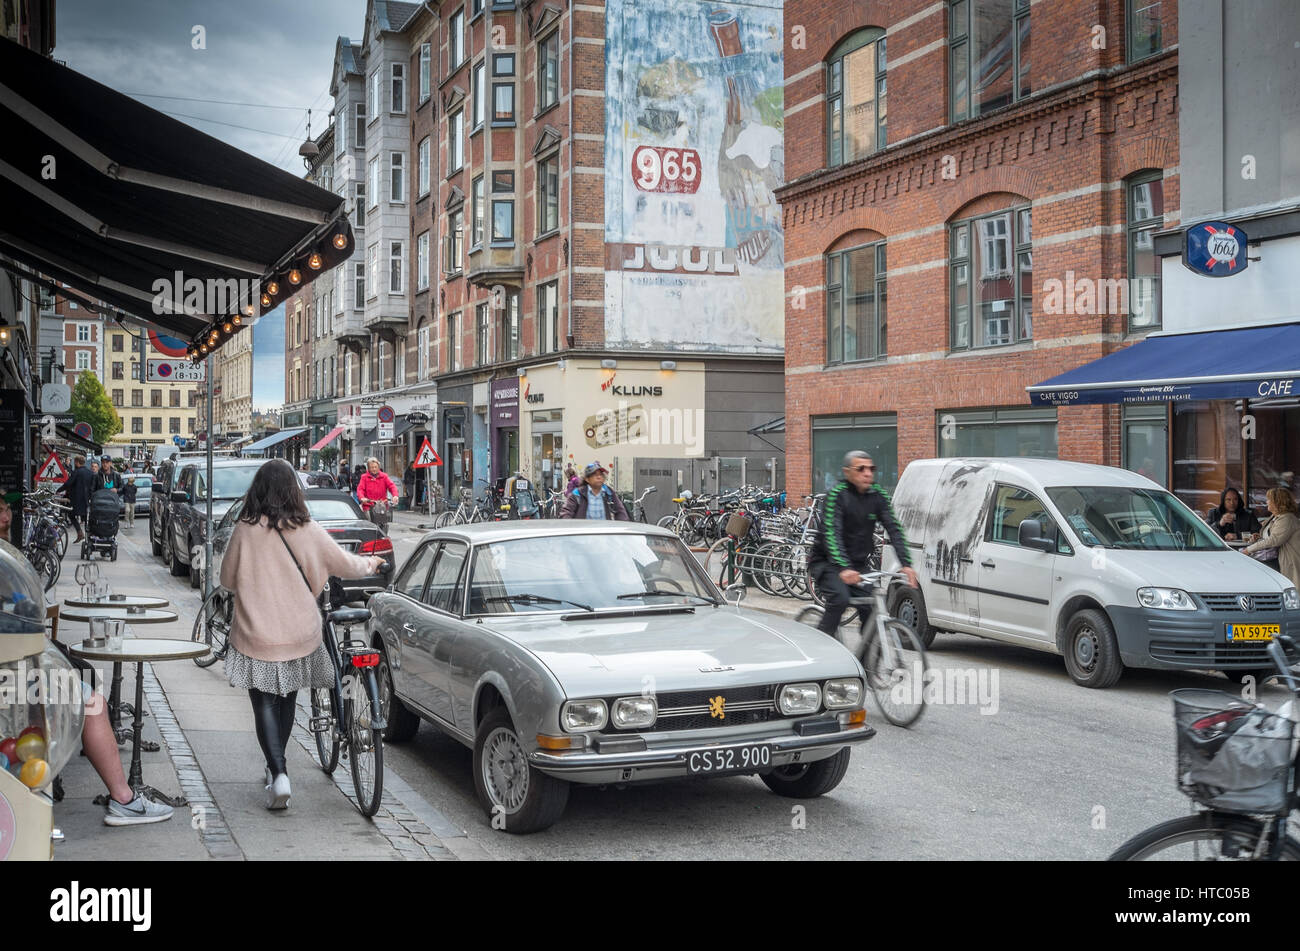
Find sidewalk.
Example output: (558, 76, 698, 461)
(49, 522, 490, 861)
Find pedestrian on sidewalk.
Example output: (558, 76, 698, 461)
(218, 459, 383, 810)
(561, 461, 630, 520)
(58, 454, 95, 542)
(120, 476, 138, 529)
(402, 463, 416, 511)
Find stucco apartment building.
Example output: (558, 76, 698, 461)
(777, 0, 1178, 495)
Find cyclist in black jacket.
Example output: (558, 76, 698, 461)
(809, 451, 918, 636)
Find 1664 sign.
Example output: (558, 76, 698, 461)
(1182, 221, 1249, 277)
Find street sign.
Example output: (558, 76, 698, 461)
(72, 422, 93, 440)
(147, 358, 206, 383)
(412, 438, 442, 468)
(35, 451, 67, 483)
(377, 405, 395, 423)
(40, 384, 70, 413)
(378, 422, 394, 441)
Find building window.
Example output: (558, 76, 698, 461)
(1122, 403, 1167, 485)
(497, 289, 519, 361)
(491, 200, 514, 243)
(538, 29, 560, 111)
(448, 109, 464, 172)
(472, 0, 483, 15)
(354, 183, 366, 229)
(367, 244, 379, 300)
(76, 324, 91, 342)
(449, 9, 465, 70)
(493, 83, 515, 123)
(1127, 0, 1165, 62)
(418, 326, 430, 378)
(390, 241, 405, 294)
(151, 417, 162, 435)
(130, 360, 139, 380)
(471, 175, 485, 246)
(112, 361, 124, 380)
(472, 60, 486, 129)
(936, 407, 1058, 458)
(492, 170, 513, 193)
(354, 102, 366, 148)
(418, 138, 430, 197)
(169, 417, 181, 434)
(538, 281, 559, 354)
(111, 388, 123, 407)
(475, 302, 490, 365)
(189, 390, 199, 407)
(169, 389, 180, 407)
(188, 418, 196, 434)
(826, 240, 887, 364)
(446, 208, 465, 274)
(417, 231, 430, 290)
(950, 205, 1032, 350)
(150, 388, 161, 408)
(354, 262, 366, 307)
(537, 153, 559, 235)
(368, 158, 380, 207)
(131, 389, 143, 408)
(132, 417, 143, 434)
(1127, 172, 1164, 333)
(812, 414, 899, 493)
(390, 151, 405, 202)
(492, 53, 515, 76)
(112, 334, 124, 352)
(949, 0, 1030, 121)
(336, 105, 347, 154)
(448, 312, 462, 371)
(369, 68, 381, 119)
(420, 43, 432, 102)
(826, 29, 886, 167)
(391, 63, 406, 115)
(75, 351, 90, 371)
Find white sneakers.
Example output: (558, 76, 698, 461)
(104, 794, 174, 826)
(266, 772, 291, 810)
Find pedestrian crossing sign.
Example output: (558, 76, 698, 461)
(36, 451, 68, 483)
(412, 437, 442, 468)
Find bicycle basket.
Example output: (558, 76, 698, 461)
(1172, 688, 1294, 815)
(725, 511, 753, 539)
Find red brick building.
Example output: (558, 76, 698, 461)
(777, 0, 1178, 496)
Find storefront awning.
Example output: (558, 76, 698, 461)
(0, 37, 352, 353)
(748, 416, 785, 435)
(1027, 323, 1300, 406)
(309, 425, 346, 451)
(242, 427, 309, 455)
(358, 419, 420, 446)
(54, 424, 101, 455)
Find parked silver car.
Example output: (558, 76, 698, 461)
(367, 521, 874, 832)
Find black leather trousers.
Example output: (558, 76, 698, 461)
(248, 688, 298, 777)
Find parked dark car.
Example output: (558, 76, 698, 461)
(164, 458, 269, 588)
(149, 458, 180, 558)
(296, 470, 338, 489)
(208, 488, 395, 600)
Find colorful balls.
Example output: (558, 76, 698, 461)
(0, 738, 15, 764)
(15, 734, 45, 763)
(19, 758, 49, 789)
(0, 752, 8, 772)
(17, 726, 44, 741)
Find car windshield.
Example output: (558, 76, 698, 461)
(306, 498, 359, 521)
(196, 466, 262, 500)
(1045, 486, 1226, 551)
(467, 533, 717, 614)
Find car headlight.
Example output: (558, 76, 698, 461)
(1137, 587, 1197, 611)
(1285, 588, 1300, 611)
(778, 682, 821, 715)
(610, 696, 657, 729)
(560, 699, 607, 732)
(823, 678, 864, 710)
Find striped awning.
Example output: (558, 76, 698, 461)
(309, 424, 346, 451)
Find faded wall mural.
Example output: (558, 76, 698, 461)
(604, 0, 785, 353)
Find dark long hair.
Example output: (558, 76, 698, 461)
(238, 459, 310, 531)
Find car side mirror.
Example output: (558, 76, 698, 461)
(1018, 519, 1055, 553)
(171, 490, 189, 503)
(724, 582, 746, 605)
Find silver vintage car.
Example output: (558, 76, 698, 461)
(368, 521, 875, 833)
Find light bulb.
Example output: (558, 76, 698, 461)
(332, 233, 347, 250)
(308, 252, 323, 270)
(266, 280, 279, 296)
(288, 268, 302, 285)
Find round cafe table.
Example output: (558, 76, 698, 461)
(68, 638, 208, 807)
(59, 606, 178, 624)
(62, 594, 169, 609)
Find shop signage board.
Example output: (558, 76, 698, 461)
(490, 379, 519, 427)
(1182, 221, 1249, 277)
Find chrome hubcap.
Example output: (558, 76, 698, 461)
(483, 727, 529, 813)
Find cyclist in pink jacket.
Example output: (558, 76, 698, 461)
(356, 457, 399, 534)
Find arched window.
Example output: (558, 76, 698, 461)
(826, 238, 887, 364)
(827, 28, 886, 167)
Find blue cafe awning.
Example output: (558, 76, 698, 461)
(1027, 322, 1300, 406)
(241, 427, 309, 455)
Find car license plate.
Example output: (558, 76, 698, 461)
(1226, 623, 1279, 642)
(686, 744, 771, 775)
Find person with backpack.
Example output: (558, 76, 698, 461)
(560, 461, 630, 520)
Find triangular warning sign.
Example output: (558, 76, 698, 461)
(412, 437, 442, 468)
(36, 451, 68, 483)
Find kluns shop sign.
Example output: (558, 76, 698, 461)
(1182, 221, 1249, 277)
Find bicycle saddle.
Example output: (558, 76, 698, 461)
(329, 607, 372, 625)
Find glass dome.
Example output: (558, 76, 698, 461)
(0, 539, 45, 636)
(0, 644, 84, 790)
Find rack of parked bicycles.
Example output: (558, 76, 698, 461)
(19, 484, 72, 592)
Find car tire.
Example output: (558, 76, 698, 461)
(165, 532, 187, 577)
(150, 523, 162, 557)
(891, 585, 936, 649)
(760, 748, 851, 798)
(189, 545, 201, 589)
(472, 707, 569, 834)
(1062, 608, 1124, 689)
(376, 649, 420, 743)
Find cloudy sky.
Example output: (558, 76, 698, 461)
(57, 0, 363, 408)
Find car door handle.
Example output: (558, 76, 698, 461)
(402, 623, 417, 638)
(980, 560, 996, 569)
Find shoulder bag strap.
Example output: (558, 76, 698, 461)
(276, 527, 316, 598)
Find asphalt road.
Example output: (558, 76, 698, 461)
(380, 526, 1293, 860)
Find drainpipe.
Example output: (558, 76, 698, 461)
(566, 2, 574, 353)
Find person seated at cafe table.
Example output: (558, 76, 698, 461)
(1206, 487, 1261, 542)
(1242, 487, 1300, 591)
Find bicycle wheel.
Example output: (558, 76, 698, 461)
(864, 619, 928, 728)
(703, 537, 738, 588)
(55, 525, 68, 559)
(1109, 813, 1300, 860)
(794, 605, 824, 629)
(311, 687, 340, 774)
(191, 589, 232, 668)
(345, 688, 383, 817)
(752, 542, 787, 597)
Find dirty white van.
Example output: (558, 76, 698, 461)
(881, 458, 1300, 688)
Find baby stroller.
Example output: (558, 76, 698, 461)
(82, 488, 120, 561)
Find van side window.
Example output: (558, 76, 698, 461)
(988, 484, 1071, 553)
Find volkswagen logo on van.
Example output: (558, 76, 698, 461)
(1239, 595, 1255, 613)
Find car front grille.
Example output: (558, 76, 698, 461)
(1199, 593, 1283, 613)
(1149, 640, 1276, 667)
(612, 683, 783, 733)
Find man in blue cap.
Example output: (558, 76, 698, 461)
(560, 461, 630, 520)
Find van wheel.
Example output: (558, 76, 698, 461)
(891, 586, 935, 649)
(1063, 609, 1123, 688)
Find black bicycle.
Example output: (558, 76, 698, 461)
(309, 573, 389, 817)
(191, 587, 233, 668)
(1110, 634, 1300, 860)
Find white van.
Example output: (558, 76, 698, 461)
(881, 458, 1300, 688)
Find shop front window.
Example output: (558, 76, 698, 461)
(1245, 401, 1300, 514)
(1171, 400, 1241, 519)
(1121, 403, 1167, 486)
(936, 407, 1057, 459)
(811, 414, 898, 495)
(530, 410, 564, 492)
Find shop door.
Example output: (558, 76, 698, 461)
(532, 431, 564, 493)
(499, 429, 519, 478)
